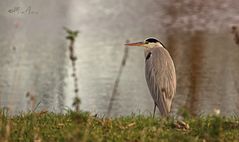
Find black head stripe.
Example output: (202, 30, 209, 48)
(145, 37, 159, 43)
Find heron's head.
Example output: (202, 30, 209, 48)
(125, 37, 164, 48)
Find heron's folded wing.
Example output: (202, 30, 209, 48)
(145, 47, 176, 116)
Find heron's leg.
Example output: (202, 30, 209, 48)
(153, 103, 156, 118)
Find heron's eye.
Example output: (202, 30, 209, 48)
(144, 41, 149, 44)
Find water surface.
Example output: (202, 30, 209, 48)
(0, 0, 239, 116)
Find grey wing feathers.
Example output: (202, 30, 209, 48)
(145, 47, 176, 116)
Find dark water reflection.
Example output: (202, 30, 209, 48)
(171, 31, 239, 116)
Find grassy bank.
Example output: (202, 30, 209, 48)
(0, 110, 238, 142)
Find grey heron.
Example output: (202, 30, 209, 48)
(126, 37, 176, 117)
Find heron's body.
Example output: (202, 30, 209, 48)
(144, 45, 176, 116)
(126, 37, 176, 117)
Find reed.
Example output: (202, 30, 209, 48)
(64, 27, 81, 111)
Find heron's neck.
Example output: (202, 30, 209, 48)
(144, 47, 153, 57)
(144, 43, 165, 58)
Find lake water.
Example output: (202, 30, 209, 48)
(0, 0, 239, 116)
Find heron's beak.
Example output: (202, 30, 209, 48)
(125, 42, 144, 47)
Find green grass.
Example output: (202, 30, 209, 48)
(0, 110, 238, 142)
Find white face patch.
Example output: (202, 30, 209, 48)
(146, 42, 163, 48)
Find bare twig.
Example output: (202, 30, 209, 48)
(107, 40, 130, 116)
